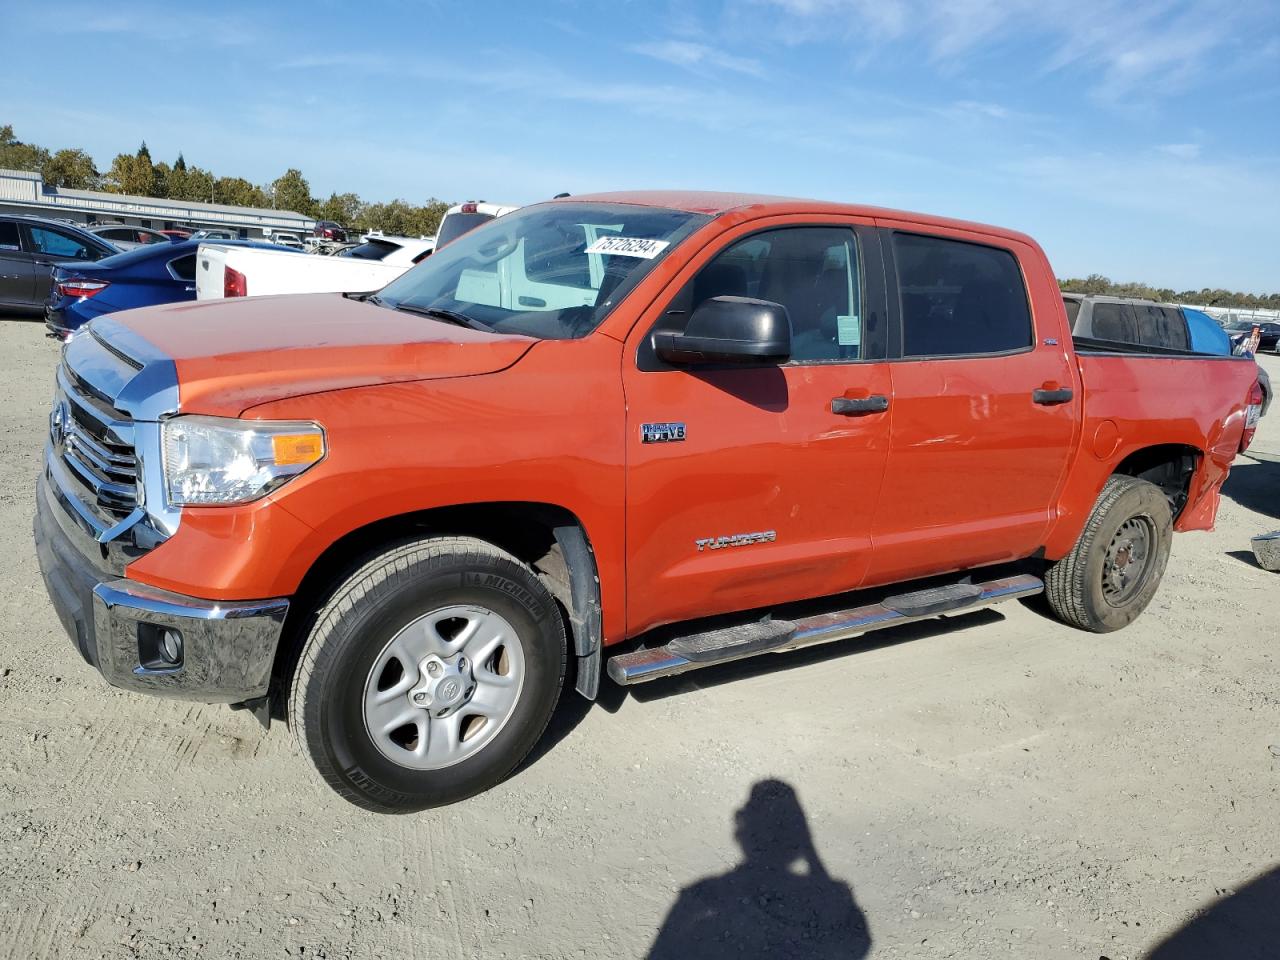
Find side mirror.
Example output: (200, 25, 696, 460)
(654, 296, 791, 365)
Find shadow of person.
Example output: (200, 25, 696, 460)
(648, 779, 871, 959)
(1144, 863, 1280, 959)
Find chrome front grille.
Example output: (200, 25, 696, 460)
(53, 364, 140, 525)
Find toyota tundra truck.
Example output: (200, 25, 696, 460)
(34, 192, 1265, 812)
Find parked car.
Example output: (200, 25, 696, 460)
(196, 234, 434, 299)
(189, 228, 239, 241)
(435, 200, 519, 248)
(267, 232, 306, 251)
(0, 214, 119, 314)
(44, 239, 282, 340)
(34, 192, 1264, 812)
(1064, 296, 1271, 417)
(87, 224, 172, 251)
(1224, 319, 1280, 353)
(159, 228, 192, 241)
(313, 220, 347, 242)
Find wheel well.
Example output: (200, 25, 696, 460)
(1111, 444, 1201, 519)
(269, 502, 599, 717)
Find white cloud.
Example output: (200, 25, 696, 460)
(630, 40, 764, 76)
(743, 0, 1265, 99)
(1159, 143, 1202, 160)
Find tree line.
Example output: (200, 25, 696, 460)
(1, 124, 449, 238)
(1057, 275, 1280, 312)
(3, 124, 1277, 305)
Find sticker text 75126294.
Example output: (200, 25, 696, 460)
(584, 236, 670, 259)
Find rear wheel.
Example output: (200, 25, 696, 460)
(289, 536, 566, 812)
(1045, 476, 1173, 632)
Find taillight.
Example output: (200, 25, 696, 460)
(1241, 381, 1264, 451)
(460, 201, 478, 213)
(223, 266, 247, 298)
(57, 278, 109, 299)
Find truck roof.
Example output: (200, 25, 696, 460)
(562, 190, 1037, 247)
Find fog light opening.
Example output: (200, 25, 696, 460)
(160, 629, 182, 665)
(137, 623, 185, 672)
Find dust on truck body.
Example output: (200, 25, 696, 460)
(35, 191, 1265, 812)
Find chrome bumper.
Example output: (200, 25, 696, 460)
(35, 471, 289, 704)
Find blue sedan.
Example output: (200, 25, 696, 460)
(45, 239, 282, 340)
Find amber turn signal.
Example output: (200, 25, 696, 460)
(271, 433, 325, 466)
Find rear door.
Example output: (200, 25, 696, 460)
(622, 217, 893, 634)
(0, 220, 35, 307)
(21, 224, 107, 305)
(866, 226, 1077, 584)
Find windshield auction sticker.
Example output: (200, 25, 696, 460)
(584, 236, 671, 259)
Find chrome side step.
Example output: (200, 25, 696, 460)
(607, 573, 1044, 685)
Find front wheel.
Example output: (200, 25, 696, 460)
(289, 537, 567, 812)
(1044, 476, 1173, 632)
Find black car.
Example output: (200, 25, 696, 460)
(0, 215, 120, 314)
(1224, 319, 1280, 353)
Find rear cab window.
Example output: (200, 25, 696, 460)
(892, 232, 1032, 357)
(436, 213, 494, 249)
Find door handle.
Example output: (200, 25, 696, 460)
(184, 285, 196, 292)
(1033, 387, 1073, 405)
(832, 395, 889, 415)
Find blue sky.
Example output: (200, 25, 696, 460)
(5, 0, 1278, 290)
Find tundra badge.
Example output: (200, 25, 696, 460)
(695, 531, 777, 552)
(642, 422, 686, 443)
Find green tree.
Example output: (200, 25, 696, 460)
(103, 152, 153, 195)
(356, 198, 450, 237)
(315, 191, 364, 226)
(270, 168, 315, 216)
(0, 123, 51, 173)
(41, 148, 98, 189)
(215, 176, 268, 208)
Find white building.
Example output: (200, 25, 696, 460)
(0, 168, 314, 239)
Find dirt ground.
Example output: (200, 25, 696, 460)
(1, 315, 1276, 960)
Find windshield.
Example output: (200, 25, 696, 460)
(376, 203, 709, 340)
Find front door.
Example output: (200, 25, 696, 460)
(866, 227, 1076, 584)
(622, 220, 893, 636)
(0, 221, 35, 307)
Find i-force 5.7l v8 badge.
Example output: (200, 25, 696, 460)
(641, 422, 686, 443)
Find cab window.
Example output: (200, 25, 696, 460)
(893, 233, 1032, 357)
(661, 227, 864, 363)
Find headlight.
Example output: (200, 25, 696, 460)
(161, 416, 325, 506)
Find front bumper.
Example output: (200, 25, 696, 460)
(35, 472, 289, 703)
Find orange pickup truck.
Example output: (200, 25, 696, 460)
(35, 192, 1264, 811)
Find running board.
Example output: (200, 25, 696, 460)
(607, 573, 1043, 685)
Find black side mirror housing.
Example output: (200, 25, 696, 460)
(654, 296, 792, 365)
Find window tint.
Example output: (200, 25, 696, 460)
(0, 221, 19, 251)
(1062, 297, 1082, 328)
(98, 227, 132, 241)
(340, 239, 397, 260)
(893, 233, 1032, 357)
(169, 255, 197, 282)
(1157, 306, 1190, 350)
(1090, 302, 1136, 342)
(437, 212, 495, 249)
(671, 227, 863, 362)
(27, 226, 96, 260)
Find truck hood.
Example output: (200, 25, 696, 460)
(99, 293, 536, 416)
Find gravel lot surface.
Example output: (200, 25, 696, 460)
(1, 315, 1276, 960)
